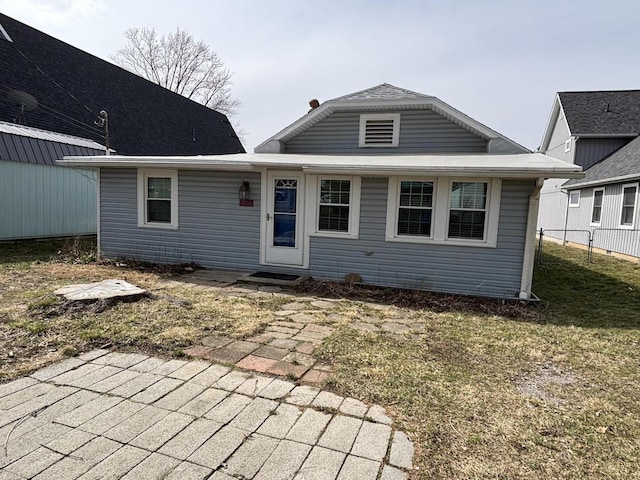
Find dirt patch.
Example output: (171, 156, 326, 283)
(515, 363, 577, 405)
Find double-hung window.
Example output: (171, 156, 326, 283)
(591, 188, 604, 225)
(386, 177, 500, 247)
(620, 184, 638, 228)
(313, 177, 361, 238)
(138, 169, 178, 229)
(448, 182, 488, 240)
(397, 181, 434, 237)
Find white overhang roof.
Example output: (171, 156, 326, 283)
(58, 153, 583, 179)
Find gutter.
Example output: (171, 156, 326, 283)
(519, 177, 545, 299)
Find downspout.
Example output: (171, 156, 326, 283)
(519, 178, 545, 299)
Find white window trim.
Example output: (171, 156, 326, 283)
(358, 113, 400, 148)
(568, 190, 580, 207)
(137, 169, 179, 230)
(385, 178, 437, 241)
(590, 187, 605, 226)
(619, 182, 638, 229)
(386, 177, 501, 248)
(308, 175, 360, 239)
(564, 138, 572, 152)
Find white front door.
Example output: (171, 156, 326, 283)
(264, 171, 305, 266)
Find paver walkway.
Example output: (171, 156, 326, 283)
(173, 270, 425, 385)
(0, 351, 414, 479)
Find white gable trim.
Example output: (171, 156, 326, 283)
(539, 94, 571, 153)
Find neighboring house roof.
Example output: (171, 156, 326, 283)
(559, 90, 640, 136)
(255, 83, 529, 154)
(0, 120, 107, 166)
(0, 14, 244, 156)
(540, 90, 640, 151)
(59, 152, 582, 179)
(564, 135, 640, 189)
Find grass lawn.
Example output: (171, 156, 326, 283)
(1, 238, 639, 479)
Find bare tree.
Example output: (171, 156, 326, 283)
(111, 27, 240, 117)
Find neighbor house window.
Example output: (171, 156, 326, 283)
(620, 184, 638, 228)
(385, 177, 501, 247)
(569, 190, 580, 207)
(358, 113, 400, 147)
(591, 188, 604, 225)
(564, 138, 572, 152)
(397, 181, 434, 237)
(314, 176, 361, 238)
(448, 182, 488, 240)
(137, 169, 178, 229)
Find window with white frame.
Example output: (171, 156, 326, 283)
(397, 181, 434, 237)
(591, 188, 604, 225)
(448, 182, 488, 240)
(314, 177, 361, 237)
(564, 138, 572, 152)
(358, 113, 400, 147)
(385, 177, 500, 247)
(569, 190, 580, 207)
(620, 184, 638, 227)
(138, 169, 178, 229)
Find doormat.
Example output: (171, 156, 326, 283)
(248, 271, 300, 281)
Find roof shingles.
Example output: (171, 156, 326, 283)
(559, 90, 640, 136)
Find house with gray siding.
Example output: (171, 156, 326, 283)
(538, 90, 640, 260)
(60, 84, 581, 299)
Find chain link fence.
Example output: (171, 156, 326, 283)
(537, 228, 640, 264)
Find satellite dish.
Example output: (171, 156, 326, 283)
(7, 89, 38, 111)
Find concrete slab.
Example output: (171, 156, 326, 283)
(54, 279, 146, 301)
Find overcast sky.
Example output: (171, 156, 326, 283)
(1, 0, 638, 151)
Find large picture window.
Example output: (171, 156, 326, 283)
(138, 169, 178, 229)
(448, 182, 488, 240)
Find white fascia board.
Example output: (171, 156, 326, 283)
(57, 155, 254, 171)
(301, 166, 583, 178)
(563, 173, 640, 190)
(539, 94, 564, 153)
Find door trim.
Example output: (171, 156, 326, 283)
(260, 169, 310, 269)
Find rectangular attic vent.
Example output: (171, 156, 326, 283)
(359, 113, 400, 147)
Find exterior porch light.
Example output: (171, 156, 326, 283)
(239, 180, 253, 206)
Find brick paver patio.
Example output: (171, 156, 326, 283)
(0, 351, 414, 479)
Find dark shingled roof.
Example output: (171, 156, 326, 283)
(0, 14, 244, 155)
(559, 90, 640, 136)
(565, 135, 640, 188)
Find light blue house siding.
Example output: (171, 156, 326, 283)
(0, 160, 97, 240)
(99, 168, 532, 298)
(284, 110, 487, 154)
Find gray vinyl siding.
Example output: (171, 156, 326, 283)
(100, 169, 531, 298)
(574, 138, 630, 170)
(544, 112, 573, 163)
(99, 169, 262, 269)
(284, 110, 487, 154)
(565, 184, 640, 257)
(307, 178, 531, 298)
(0, 160, 96, 240)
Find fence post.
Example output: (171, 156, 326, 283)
(588, 230, 594, 263)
